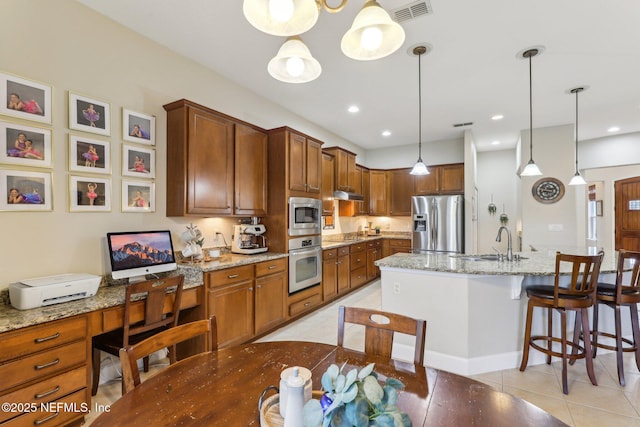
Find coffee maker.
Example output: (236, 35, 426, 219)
(231, 223, 268, 254)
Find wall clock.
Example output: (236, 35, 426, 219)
(532, 177, 565, 204)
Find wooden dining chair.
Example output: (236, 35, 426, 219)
(519, 251, 603, 394)
(337, 306, 426, 365)
(119, 316, 218, 394)
(591, 249, 640, 386)
(92, 275, 184, 396)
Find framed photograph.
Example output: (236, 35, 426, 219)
(68, 92, 111, 136)
(596, 200, 603, 217)
(69, 175, 111, 212)
(0, 168, 52, 211)
(122, 109, 155, 145)
(122, 179, 155, 212)
(69, 135, 111, 174)
(0, 72, 52, 124)
(0, 121, 52, 168)
(122, 144, 155, 178)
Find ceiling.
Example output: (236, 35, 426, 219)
(77, 0, 640, 152)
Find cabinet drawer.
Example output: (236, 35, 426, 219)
(337, 247, 350, 257)
(350, 253, 366, 270)
(0, 366, 87, 423)
(323, 249, 337, 260)
(1, 316, 87, 364)
(207, 265, 254, 288)
(388, 239, 411, 248)
(255, 258, 287, 277)
(289, 292, 322, 317)
(350, 243, 366, 253)
(351, 267, 368, 288)
(2, 388, 87, 427)
(0, 340, 87, 393)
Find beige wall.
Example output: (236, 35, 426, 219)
(0, 0, 359, 288)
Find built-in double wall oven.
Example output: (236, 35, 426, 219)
(288, 197, 322, 294)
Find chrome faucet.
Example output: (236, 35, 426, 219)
(495, 226, 513, 262)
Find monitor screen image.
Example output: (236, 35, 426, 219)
(107, 230, 176, 281)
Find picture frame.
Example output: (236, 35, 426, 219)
(122, 109, 155, 145)
(68, 92, 111, 136)
(0, 121, 52, 168)
(69, 134, 111, 175)
(122, 179, 155, 212)
(69, 175, 111, 212)
(0, 72, 52, 125)
(0, 168, 52, 211)
(122, 144, 155, 178)
(596, 199, 603, 217)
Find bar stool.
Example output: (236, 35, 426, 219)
(591, 250, 640, 386)
(519, 251, 604, 394)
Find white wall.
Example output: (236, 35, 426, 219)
(580, 132, 640, 169)
(364, 137, 464, 169)
(463, 130, 478, 254)
(0, 0, 360, 288)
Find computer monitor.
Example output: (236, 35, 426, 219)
(106, 230, 177, 283)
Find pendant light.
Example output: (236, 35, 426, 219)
(341, 0, 406, 61)
(568, 87, 587, 186)
(519, 48, 543, 177)
(410, 45, 429, 176)
(243, 0, 319, 37)
(268, 36, 322, 83)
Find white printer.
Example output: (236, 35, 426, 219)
(9, 273, 101, 310)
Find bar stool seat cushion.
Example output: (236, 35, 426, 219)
(526, 285, 591, 301)
(597, 282, 640, 297)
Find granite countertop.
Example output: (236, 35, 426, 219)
(0, 252, 288, 334)
(321, 233, 410, 250)
(375, 249, 620, 276)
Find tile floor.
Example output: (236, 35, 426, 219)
(88, 280, 640, 426)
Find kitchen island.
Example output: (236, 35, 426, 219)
(374, 250, 625, 376)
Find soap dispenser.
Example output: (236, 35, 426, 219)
(283, 367, 305, 427)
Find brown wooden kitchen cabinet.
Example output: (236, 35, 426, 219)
(324, 147, 357, 193)
(163, 99, 268, 217)
(383, 238, 412, 257)
(287, 130, 322, 195)
(337, 246, 351, 294)
(369, 169, 387, 216)
(321, 152, 335, 216)
(366, 239, 382, 280)
(322, 249, 338, 301)
(358, 166, 370, 216)
(388, 169, 413, 216)
(414, 163, 464, 195)
(350, 242, 368, 289)
(207, 259, 287, 348)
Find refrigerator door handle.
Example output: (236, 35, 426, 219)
(431, 201, 437, 251)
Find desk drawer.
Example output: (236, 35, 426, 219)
(207, 265, 254, 288)
(1, 317, 87, 364)
(0, 366, 86, 423)
(350, 253, 366, 270)
(1, 388, 87, 427)
(0, 340, 86, 393)
(255, 258, 287, 277)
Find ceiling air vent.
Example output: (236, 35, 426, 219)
(391, 1, 433, 23)
(453, 122, 474, 128)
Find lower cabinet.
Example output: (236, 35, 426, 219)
(383, 238, 411, 257)
(366, 239, 382, 280)
(350, 242, 368, 289)
(207, 258, 287, 348)
(337, 247, 350, 294)
(323, 247, 350, 303)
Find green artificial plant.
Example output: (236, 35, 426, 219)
(303, 363, 412, 427)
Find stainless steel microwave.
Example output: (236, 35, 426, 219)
(288, 197, 322, 236)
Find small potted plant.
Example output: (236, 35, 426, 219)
(374, 226, 381, 235)
(303, 363, 412, 427)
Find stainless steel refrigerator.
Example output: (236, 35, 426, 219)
(411, 195, 464, 254)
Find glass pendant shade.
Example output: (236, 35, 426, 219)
(268, 37, 322, 83)
(568, 172, 587, 186)
(520, 159, 542, 176)
(243, 0, 319, 36)
(410, 160, 429, 175)
(341, 0, 405, 61)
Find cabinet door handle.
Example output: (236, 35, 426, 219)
(249, 287, 254, 291)
(227, 274, 239, 279)
(35, 359, 60, 370)
(304, 302, 311, 307)
(35, 385, 60, 399)
(256, 285, 262, 289)
(34, 332, 60, 343)
(356, 258, 361, 262)
(34, 412, 59, 425)
(268, 265, 277, 269)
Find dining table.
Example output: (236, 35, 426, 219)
(90, 341, 567, 426)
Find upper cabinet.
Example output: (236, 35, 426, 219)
(164, 100, 267, 217)
(286, 130, 322, 195)
(414, 163, 464, 195)
(321, 152, 335, 216)
(388, 169, 413, 216)
(369, 169, 387, 216)
(323, 147, 357, 193)
(358, 165, 370, 216)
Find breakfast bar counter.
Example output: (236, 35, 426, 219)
(374, 250, 622, 376)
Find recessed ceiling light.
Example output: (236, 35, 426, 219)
(491, 114, 504, 121)
(608, 126, 620, 132)
(348, 105, 359, 113)
(382, 130, 391, 137)
(491, 140, 500, 145)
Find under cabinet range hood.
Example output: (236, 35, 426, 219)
(333, 190, 364, 201)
